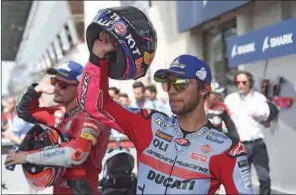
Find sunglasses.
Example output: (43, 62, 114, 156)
(50, 77, 78, 89)
(236, 81, 247, 86)
(160, 78, 191, 93)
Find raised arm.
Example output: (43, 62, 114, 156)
(16, 84, 56, 126)
(77, 60, 153, 150)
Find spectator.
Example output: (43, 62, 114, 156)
(131, 81, 153, 109)
(118, 93, 130, 107)
(2, 97, 17, 131)
(2, 115, 33, 145)
(144, 84, 157, 101)
(108, 87, 120, 101)
(224, 70, 271, 195)
(145, 84, 171, 115)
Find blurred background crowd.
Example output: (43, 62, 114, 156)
(1, 0, 296, 194)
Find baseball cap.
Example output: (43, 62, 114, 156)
(211, 79, 225, 93)
(47, 61, 83, 82)
(154, 55, 212, 84)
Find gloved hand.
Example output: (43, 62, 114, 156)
(89, 31, 116, 66)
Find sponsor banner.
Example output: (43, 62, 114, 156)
(227, 19, 296, 67)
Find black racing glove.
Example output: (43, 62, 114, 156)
(89, 49, 101, 66)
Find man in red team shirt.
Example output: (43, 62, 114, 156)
(5, 61, 110, 194)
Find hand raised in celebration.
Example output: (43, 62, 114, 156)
(34, 81, 55, 94)
(92, 31, 116, 59)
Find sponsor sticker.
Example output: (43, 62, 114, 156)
(80, 132, 97, 145)
(79, 73, 90, 111)
(191, 152, 208, 163)
(113, 21, 127, 36)
(206, 135, 224, 144)
(40, 149, 65, 159)
(237, 159, 249, 168)
(175, 138, 190, 146)
(82, 127, 99, 138)
(155, 130, 173, 142)
(155, 118, 173, 129)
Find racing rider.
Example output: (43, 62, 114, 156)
(76, 30, 254, 194)
(5, 61, 110, 194)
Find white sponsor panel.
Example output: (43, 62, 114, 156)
(262, 33, 294, 52)
(231, 42, 256, 58)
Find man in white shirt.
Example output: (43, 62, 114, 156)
(224, 70, 271, 195)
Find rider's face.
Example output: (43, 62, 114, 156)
(52, 75, 78, 104)
(166, 76, 206, 115)
(207, 93, 221, 104)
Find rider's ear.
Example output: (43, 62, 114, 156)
(200, 84, 211, 97)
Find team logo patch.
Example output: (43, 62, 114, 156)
(201, 144, 214, 153)
(175, 138, 190, 146)
(113, 21, 126, 36)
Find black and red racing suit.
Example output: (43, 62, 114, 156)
(16, 84, 110, 194)
(77, 60, 254, 194)
(205, 101, 240, 140)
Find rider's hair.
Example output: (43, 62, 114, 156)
(196, 79, 210, 99)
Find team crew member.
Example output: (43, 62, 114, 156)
(5, 61, 110, 195)
(225, 70, 271, 194)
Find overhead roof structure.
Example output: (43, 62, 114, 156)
(1, 1, 33, 61)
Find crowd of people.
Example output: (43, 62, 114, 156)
(108, 82, 171, 114)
